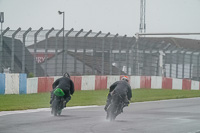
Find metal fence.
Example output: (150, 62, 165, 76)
(0, 28, 200, 80)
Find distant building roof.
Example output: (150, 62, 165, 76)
(27, 36, 200, 51)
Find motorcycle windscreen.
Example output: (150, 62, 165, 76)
(53, 88, 65, 96)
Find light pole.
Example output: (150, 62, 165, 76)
(58, 11, 65, 74)
(0, 12, 4, 73)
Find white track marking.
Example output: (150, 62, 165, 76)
(0, 105, 98, 117)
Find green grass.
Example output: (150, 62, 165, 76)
(0, 89, 200, 111)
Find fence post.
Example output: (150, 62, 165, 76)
(118, 35, 126, 75)
(189, 51, 194, 79)
(126, 37, 135, 75)
(64, 28, 74, 73)
(0, 22, 3, 73)
(197, 53, 200, 80)
(182, 51, 186, 79)
(135, 33, 140, 75)
(142, 43, 146, 75)
(11, 28, 21, 72)
(175, 50, 179, 78)
(22, 28, 31, 73)
(83, 30, 92, 75)
(0, 27, 9, 72)
(148, 47, 155, 75)
(162, 43, 171, 77)
(169, 50, 173, 77)
(109, 34, 118, 75)
(125, 38, 129, 75)
(55, 28, 63, 76)
(33, 27, 43, 77)
(44, 28, 54, 76)
(74, 29, 83, 75)
(102, 32, 110, 75)
(130, 38, 137, 75)
(93, 31, 101, 75)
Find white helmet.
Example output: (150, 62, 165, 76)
(121, 76, 129, 82)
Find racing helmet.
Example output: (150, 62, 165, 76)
(63, 72, 70, 78)
(121, 76, 129, 82)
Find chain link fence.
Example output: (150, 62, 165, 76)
(0, 28, 200, 80)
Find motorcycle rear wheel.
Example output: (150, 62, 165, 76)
(52, 99, 60, 116)
(106, 104, 117, 121)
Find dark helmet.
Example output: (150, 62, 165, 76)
(63, 72, 70, 78)
(121, 76, 129, 82)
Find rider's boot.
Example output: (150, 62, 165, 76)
(63, 96, 71, 107)
(104, 93, 112, 111)
(104, 103, 109, 111)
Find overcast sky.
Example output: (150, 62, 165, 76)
(0, 0, 200, 38)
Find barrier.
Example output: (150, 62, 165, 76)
(1, 74, 200, 95)
(182, 79, 191, 90)
(151, 76, 162, 89)
(71, 76, 82, 91)
(27, 78, 38, 94)
(130, 76, 140, 89)
(19, 74, 27, 94)
(172, 78, 182, 90)
(0, 74, 5, 94)
(162, 77, 172, 89)
(191, 80, 199, 90)
(107, 76, 120, 89)
(5, 74, 19, 94)
(81, 76, 95, 90)
(95, 76, 107, 90)
(140, 76, 151, 89)
(38, 77, 54, 93)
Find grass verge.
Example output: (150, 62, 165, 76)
(0, 89, 200, 111)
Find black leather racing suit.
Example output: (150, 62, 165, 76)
(50, 76, 74, 104)
(105, 80, 132, 111)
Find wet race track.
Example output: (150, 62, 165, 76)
(1, 98, 200, 133)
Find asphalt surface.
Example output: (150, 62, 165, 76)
(0, 98, 200, 133)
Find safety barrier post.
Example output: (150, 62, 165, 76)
(33, 27, 43, 77)
(0, 27, 9, 73)
(102, 33, 110, 75)
(74, 29, 83, 74)
(93, 31, 101, 75)
(197, 53, 200, 80)
(55, 28, 63, 76)
(118, 35, 126, 75)
(182, 51, 186, 79)
(189, 51, 194, 79)
(44, 28, 54, 76)
(83, 30, 92, 75)
(11, 28, 21, 72)
(22, 28, 31, 73)
(109, 34, 118, 75)
(126, 37, 135, 75)
(64, 28, 74, 73)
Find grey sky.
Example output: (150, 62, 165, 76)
(0, 0, 200, 38)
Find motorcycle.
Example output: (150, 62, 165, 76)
(51, 88, 65, 116)
(106, 93, 126, 121)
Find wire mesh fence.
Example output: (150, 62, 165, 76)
(0, 28, 200, 80)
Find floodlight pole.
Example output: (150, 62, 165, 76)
(58, 11, 65, 74)
(0, 12, 4, 73)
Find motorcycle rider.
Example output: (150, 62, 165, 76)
(104, 76, 132, 112)
(50, 72, 74, 107)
